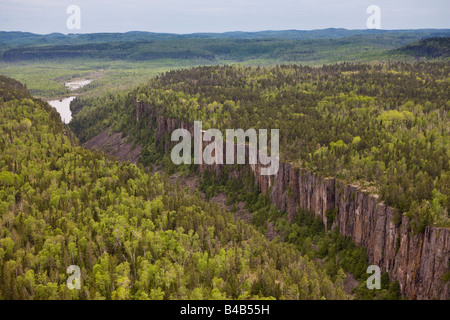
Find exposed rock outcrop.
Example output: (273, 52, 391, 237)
(83, 128, 142, 164)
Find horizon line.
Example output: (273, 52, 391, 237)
(2, 27, 450, 36)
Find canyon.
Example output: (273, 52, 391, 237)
(131, 100, 449, 299)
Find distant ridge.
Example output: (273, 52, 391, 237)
(1, 28, 450, 47)
(1, 29, 449, 63)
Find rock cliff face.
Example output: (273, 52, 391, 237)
(251, 163, 449, 300)
(136, 100, 449, 300)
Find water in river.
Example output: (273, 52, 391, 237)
(65, 79, 92, 91)
(48, 97, 76, 124)
(48, 79, 92, 124)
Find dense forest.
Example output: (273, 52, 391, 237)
(70, 62, 450, 235)
(392, 37, 450, 59)
(1, 33, 448, 300)
(1, 75, 374, 300)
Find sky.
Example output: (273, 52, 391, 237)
(0, 0, 449, 34)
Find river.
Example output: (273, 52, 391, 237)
(48, 79, 92, 124)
